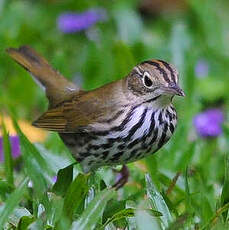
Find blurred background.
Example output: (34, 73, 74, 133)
(1, 0, 229, 228)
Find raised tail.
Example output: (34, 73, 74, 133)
(7, 46, 80, 108)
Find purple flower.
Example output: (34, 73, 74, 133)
(195, 59, 209, 78)
(193, 109, 224, 137)
(52, 175, 57, 184)
(57, 9, 107, 33)
(0, 136, 21, 162)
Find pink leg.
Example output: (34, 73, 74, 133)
(112, 165, 129, 190)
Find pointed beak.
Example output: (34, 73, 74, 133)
(170, 85, 185, 97)
(161, 84, 185, 97)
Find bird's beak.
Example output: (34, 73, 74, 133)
(161, 84, 185, 97)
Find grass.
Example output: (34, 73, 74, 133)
(1, 0, 229, 229)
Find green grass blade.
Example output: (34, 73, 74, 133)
(145, 155, 160, 190)
(200, 202, 229, 230)
(184, 167, 193, 213)
(0, 177, 29, 227)
(221, 154, 229, 220)
(13, 118, 50, 197)
(13, 118, 52, 174)
(47, 193, 64, 227)
(2, 121, 14, 186)
(145, 174, 172, 229)
(176, 142, 196, 171)
(167, 213, 190, 230)
(72, 188, 116, 230)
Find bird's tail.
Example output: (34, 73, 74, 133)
(6, 46, 79, 108)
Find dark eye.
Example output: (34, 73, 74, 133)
(143, 72, 153, 88)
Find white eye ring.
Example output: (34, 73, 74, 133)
(143, 72, 153, 88)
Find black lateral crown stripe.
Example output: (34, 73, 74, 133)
(141, 60, 170, 83)
(157, 59, 176, 83)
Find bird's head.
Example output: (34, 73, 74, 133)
(126, 59, 185, 107)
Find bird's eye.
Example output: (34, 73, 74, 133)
(143, 72, 153, 88)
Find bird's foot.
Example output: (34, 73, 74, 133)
(112, 165, 129, 190)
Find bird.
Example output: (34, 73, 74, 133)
(7, 46, 185, 189)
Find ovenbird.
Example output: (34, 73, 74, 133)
(7, 46, 184, 188)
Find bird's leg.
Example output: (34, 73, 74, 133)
(112, 165, 129, 190)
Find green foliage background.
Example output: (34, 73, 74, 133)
(1, 0, 229, 229)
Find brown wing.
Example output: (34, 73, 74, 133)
(33, 79, 128, 132)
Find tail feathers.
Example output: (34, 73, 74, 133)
(7, 46, 80, 108)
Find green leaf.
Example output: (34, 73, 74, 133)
(102, 208, 135, 229)
(0, 180, 14, 201)
(52, 164, 74, 197)
(145, 174, 172, 229)
(103, 199, 126, 223)
(2, 121, 14, 186)
(0, 177, 29, 227)
(13, 118, 50, 197)
(102, 208, 162, 229)
(62, 174, 89, 221)
(136, 208, 162, 230)
(35, 144, 74, 174)
(147, 209, 163, 217)
(8, 207, 31, 228)
(125, 200, 137, 230)
(71, 188, 116, 230)
(25, 218, 44, 230)
(17, 216, 35, 230)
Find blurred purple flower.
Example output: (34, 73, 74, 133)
(195, 59, 209, 78)
(52, 175, 57, 184)
(0, 136, 21, 162)
(57, 9, 107, 33)
(193, 109, 224, 137)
